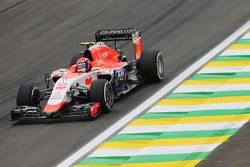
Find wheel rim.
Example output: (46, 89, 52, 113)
(104, 83, 113, 109)
(156, 53, 164, 79)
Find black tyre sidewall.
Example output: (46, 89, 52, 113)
(90, 79, 113, 113)
(16, 82, 40, 106)
(140, 50, 164, 82)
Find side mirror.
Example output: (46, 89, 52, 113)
(45, 73, 50, 88)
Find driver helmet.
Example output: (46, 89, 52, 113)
(77, 58, 92, 72)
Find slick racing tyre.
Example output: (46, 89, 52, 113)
(70, 53, 82, 66)
(16, 82, 40, 107)
(90, 79, 113, 113)
(140, 50, 164, 82)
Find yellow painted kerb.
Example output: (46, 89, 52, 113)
(182, 78, 250, 85)
(129, 114, 250, 126)
(98, 136, 230, 148)
(157, 96, 250, 105)
(227, 44, 250, 50)
(205, 60, 250, 67)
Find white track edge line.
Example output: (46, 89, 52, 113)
(57, 20, 250, 167)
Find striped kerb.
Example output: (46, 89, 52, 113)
(73, 30, 250, 167)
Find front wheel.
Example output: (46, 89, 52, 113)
(140, 50, 165, 82)
(16, 82, 40, 107)
(90, 79, 114, 113)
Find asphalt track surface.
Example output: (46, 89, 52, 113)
(0, 0, 249, 166)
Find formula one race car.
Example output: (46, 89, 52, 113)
(11, 28, 165, 121)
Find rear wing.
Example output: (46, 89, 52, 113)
(95, 28, 143, 59)
(95, 28, 141, 42)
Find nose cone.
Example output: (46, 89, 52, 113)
(44, 102, 67, 113)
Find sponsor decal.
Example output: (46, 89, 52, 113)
(56, 83, 67, 89)
(115, 68, 127, 81)
(50, 90, 63, 99)
(85, 77, 92, 86)
(99, 28, 136, 36)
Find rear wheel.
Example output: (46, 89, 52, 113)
(140, 50, 164, 82)
(16, 82, 40, 107)
(90, 79, 113, 113)
(70, 53, 82, 66)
